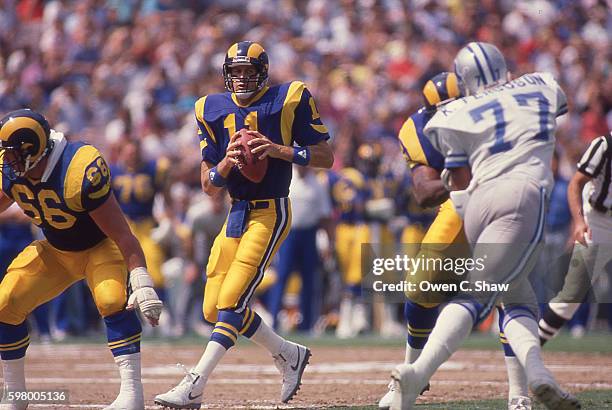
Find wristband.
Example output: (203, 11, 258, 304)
(129, 267, 154, 289)
(209, 166, 227, 187)
(293, 146, 311, 166)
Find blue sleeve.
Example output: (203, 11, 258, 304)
(292, 87, 330, 147)
(195, 96, 223, 164)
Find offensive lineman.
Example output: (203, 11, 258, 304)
(390, 42, 579, 410)
(0, 109, 162, 410)
(155, 41, 334, 409)
(380, 72, 531, 410)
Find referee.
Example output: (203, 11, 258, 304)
(539, 132, 612, 343)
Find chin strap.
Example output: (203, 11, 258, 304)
(17, 140, 54, 177)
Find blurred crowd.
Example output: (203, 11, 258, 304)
(0, 0, 610, 340)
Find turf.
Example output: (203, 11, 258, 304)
(284, 331, 612, 353)
(332, 389, 612, 409)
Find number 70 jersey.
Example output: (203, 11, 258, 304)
(424, 72, 567, 191)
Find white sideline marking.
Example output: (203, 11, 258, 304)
(144, 361, 461, 375)
(18, 377, 612, 390)
(25, 360, 610, 375)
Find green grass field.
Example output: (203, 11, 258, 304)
(332, 389, 612, 409)
(57, 330, 612, 408)
(299, 331, 612, 409)
(285, 331, 612, 353)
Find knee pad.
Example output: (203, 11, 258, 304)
(97, 295, 127, 317)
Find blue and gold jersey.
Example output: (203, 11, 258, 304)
(328, 168, 368, 224)
(398, 107, 444, 172)
(0, 141, 112, 251)
(196, 81, 330, 200)
(110, 158, 169, 221)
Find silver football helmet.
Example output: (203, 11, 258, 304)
(453, 42, 507, 95)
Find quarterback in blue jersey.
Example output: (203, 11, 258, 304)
(0, 109, 162, 410)
(111, 139, 172, 302)
(155, 41, 333, 408)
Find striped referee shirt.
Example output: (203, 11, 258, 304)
(577, 133, 612, 212)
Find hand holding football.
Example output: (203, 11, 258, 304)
(237, 128, 268, 183)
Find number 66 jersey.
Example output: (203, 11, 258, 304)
(424, 72, 567, 193)
(0, 138, 112, 251)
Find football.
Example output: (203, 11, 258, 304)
(237, 128, 268, 183)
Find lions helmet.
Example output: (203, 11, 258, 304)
(0, 109, 51, 179)
(454, 42, 507, 95)
(422, 72, 462, 110)
(223, 41, 269, 98)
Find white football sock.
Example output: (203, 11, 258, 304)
(505, 356, 529, 399)
(249, 319, 286, 355)
(412, 303, 473, 381)
(405, 342, 422, 364)
(549, 302, 580, 320)
(193, 341, 227, 381)
(504, 315, 554, 384)
(114, 353, 143, 398)
(2, 357, 26, 391)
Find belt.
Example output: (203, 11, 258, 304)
(227, 199, 278, 238)
(589, 199, 612, 217)
(231, 199, 273, 210)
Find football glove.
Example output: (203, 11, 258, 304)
(127, 267, 163, 326)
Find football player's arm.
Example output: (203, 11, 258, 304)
(0, 191, 14, 214)
(411, 165, 449, 208)
(447, 166, 472, 191)
(567, 171, 591, 246)
(249, 85, 334, 169)
(90, 193, 162, 325)
(248, 132, 334, 168)
(89, 194, 147, 271)
(201, 131, 242, 197)
(429, 127, 471, 191)
(83, 153, 162, 325)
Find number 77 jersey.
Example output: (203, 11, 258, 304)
(424, 72, 567, 192)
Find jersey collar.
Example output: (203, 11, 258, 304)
(41, 130, 67, 183)
(231, 85, 270, 107)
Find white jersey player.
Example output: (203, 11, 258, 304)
(389, 42, 580, 410)
(426, 71, 567, 196)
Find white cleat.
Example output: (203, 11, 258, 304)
(390, 364, 427, 410)
(380, 378, 430, 409)
(378, 380, 396, 409)
(273, 342, 311, 403)
(154, 370, 204, 409)
(508, 395, 532, 410)
(530, 380, 581, 410)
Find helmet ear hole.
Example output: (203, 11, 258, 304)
(0, 109, 51, 177)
